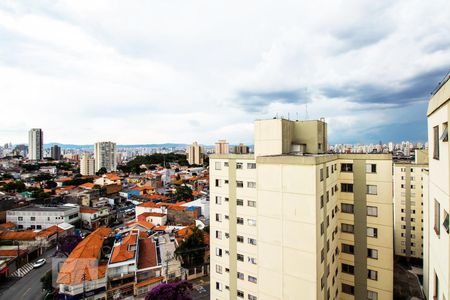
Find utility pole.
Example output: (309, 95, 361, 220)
(82, 272, 86, 300)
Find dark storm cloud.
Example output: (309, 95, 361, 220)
(322, 67, 449, 106)
(237, 89, 310, 112)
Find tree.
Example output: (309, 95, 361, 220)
(34, 173, 53, 182)
(56, 235, 83, 257)
(175, 185, 193, 202)
(1, 180, 26, 193)
(175, 226, 206, 267)
(41, 270, 54, 294)
(96, 167, 107, 176)
(145, 281, 193, 300)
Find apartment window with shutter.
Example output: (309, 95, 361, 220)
(237, 217, 244, 224)
(247, 163, 256, 169)
(215, 196, 222, 204)
(236, 181, 243, 188)
(216, 265, 222, 274)
(215, 162, 221, 170)
(367, 185, 377, 195)
(368, 290, 378, 300)
(237, 199, 244, 206)
(341, 223, 354, 233)
(367, 206, 378, 217)
(341, 183, 353, 193)
(433, 125, 440, 159)
(443, 210, 449, 234)
(236, 162, 243, 169)
(247, 181, 256, 188)
(237, 235, 244, 243)
(341, 263, 354, 274)
(434, 199, 440, 236)
(341, 203, 354, 214)
(215, 179, 221, 187)
(237, 254, 244, 261)
(320, 168, 324, 181)
(342, 243, 354, 254)
(248, 200, 256, 207)
(367, 227, 378, 238)
(237, 272, 244, 280)
(368, 269, 378, 280)
(366, 164, 377, 173)
(441, 122, 448, 142)
(237, 290, 244, 298)
(342, 283, 355, 295)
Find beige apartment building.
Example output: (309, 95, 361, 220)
(393, 150, 428, 261)
(94, 141, 117, 172)
(80, 153, 95, 176)
(215, 140, 230, 155)
(425, 72, 450, 300)
(186, 141, 204, 165)
(210, 118, 393, 300)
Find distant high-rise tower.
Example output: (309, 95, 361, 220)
(234, 143, 249, 154)
(94, 142, 116, 172)
(28, 128, 43, 160)
(80, 153, 95, 176)
(51, 145, 61, 160)
(186, 142, 204, 165)
(215, 139, 229, 155)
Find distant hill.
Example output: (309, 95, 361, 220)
(44, 143, 189, 150)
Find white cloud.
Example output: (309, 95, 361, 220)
(0, 0, 449, 145)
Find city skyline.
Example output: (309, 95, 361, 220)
(1, 1, 450, 145)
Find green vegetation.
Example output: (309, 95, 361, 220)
(175, 185, 193, 202)
(119, 153, 189, 174)
(96, 167, 107, 176)
(175, 226, 207, 267)
(1, 180, 26, 192)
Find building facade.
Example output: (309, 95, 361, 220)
(234, 143, 250, 154)
(186, 142, 204, 165)
(210, 118, 393, 300)
(215, 140, 229, 155)
(425, 72, 450, 300)
(80, 153, 96, 176)
(6, 206, 80, 230)
(393, 150, 428, 262)
(94, 142, 117, 172)
(28, 128, 43, 161)
(50, 145, 61, 160)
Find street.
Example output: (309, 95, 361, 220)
(190, 276, 210, 300)
(0, 248, 56, 300)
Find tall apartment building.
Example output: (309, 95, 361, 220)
(210, 118, 393, 300)
(80, 153, 95, 176)
(28, 128, 43, 160)
(234, 143, 250, 154)
(425, 72, 450, 300)
(51, 145, 61, 160)
(215, 139, 229, 155)
(393, 150, 428, 262)
(186, 142, 204, 165)
(94, 141, 117, 172)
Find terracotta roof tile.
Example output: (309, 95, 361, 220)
(135, 276, 164, 288)
(138, 237, 157, 269)
(110, 230, 138, 264)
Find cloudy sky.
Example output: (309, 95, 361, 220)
(1, 0, 449, 145)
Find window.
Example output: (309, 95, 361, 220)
(367, 206, 378, 217)
(326, 166, 329, 178)
(215, 213, 222, 222)
(341, 223, 354, 233)
(248, 238, 257, 245)
(367, 227, 378, 238)
(215, 230, 222, 239)
(18, 217, 23, 221)
(225, 197, 229, 202)
(224, 180, 229, 184)
(215, 196, 222, 204)
(237, 235, 244, 243)
(30, 216, 35, 221)
(248, 219, 257, 226)
(366, 164, 377, 173)
(341, 263, 354, 274)
(434, 125, 440, 159)
(237, 199, 244, 206)
(443, 210, 449, 234)
(367, 185, 377, 195)
(341, 203, 354, 214)
(237, 181, 244, 188)
(36, 225, 42, 229)
(342, 283, 354, 295)
(368, 269, 378, 280)
(237, 217, 244, 225)
(321, 222, 324, 235)
(248, 275, 257, 283)
(247, 181, 256, 188)
(237, 290, 244, 298)
(320, 168, 324, 181)
(215, 282, 222, 291)
(341, 244, 355, 254)
(237, 272, 244, 279)
(434, 199, 440, 235)
(248, 257, 257, 264)
(441, 122, 448, 142)
(237, 254, 244, 261)
(248, 295, 257, 300)
(341, 163, 353, 172)
(215, 179, 221, 187)
(224, 162, 229, 167)
(341, 183, 353, 193)
(368, 290, 378, 300)
(320, 195, 324, 208)
(247, 163, 256, 169)
(216, 248, 222, 257)
(236, 162, 243, 169)
(215, 162, 222, 170)
(248, 200, 256, 207)
(216, 265, 222, 274)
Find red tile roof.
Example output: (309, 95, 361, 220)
(135, 276, 164, 288)
(0, 231, 37, 241)
(80, 208, 98, 214)
(110, 230, 138, 264)
(36, 225, 64, 237)
(79, 182, 95, 189)
(105, 173, 121, 181)
(0, 222, 16, 229)
(138, 202, 160, 208)
(56, 227, 111, 285)
(0, 249, 27, 257)
(138, 237, 158, 269)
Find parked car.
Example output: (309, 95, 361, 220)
(33, 258, 46, 268)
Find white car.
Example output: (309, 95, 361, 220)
(33, 258, 46, 268)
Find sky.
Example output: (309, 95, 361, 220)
(0, 0, 449, 145)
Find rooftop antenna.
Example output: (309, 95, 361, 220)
(305, 102, 309, 120)
(288, 113, 290, 120)
(296, 112, 299, 121)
